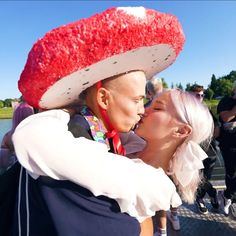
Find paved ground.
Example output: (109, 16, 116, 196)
(166, 185, 236, 236)
(163, 151, 236, 236)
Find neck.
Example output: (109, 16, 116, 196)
(85, 97, 108, 132)
(138, 139, 177, 172)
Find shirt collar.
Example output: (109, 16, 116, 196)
(80, 106, 110, 149)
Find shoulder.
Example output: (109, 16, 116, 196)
(217, 96, 233, 112)
(68, 114, 92, 139)
(219, 96, 230, 104)
(1, 131, 12, 149)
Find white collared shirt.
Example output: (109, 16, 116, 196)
(13, 109, 181, 222)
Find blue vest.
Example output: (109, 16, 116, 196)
(11, 114, 140, 236)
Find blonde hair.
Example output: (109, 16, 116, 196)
(168, 89, 214, 203)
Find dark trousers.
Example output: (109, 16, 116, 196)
(220, 146, 236, 202)
(196, 156, 217, 200)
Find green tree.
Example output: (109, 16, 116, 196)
(225, 70, 236, 83)
(0, 100, 4, 108)
(161, 78, 168, 88)
(4, 98, 13, 107)
(214, 78, 232, 97)
(209, 71, 235, 97)
(205, 88, 214, 100)
(185, 83, 191, 91)
(176, 83, 183, 90)
(209, 74, 217, 93)
(218, 79, 233, 96)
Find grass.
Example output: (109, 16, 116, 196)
(0, 107, 13, 119)
(204, 99, 219, 118)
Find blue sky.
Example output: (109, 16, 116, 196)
(1, 1, 236, 100)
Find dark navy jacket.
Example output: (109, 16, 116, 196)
(11, 115, 140, 236)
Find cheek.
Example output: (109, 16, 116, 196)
(140, 114, 171, 137)
(117, 99, 137, 119)
(147, 116, 162, 132)
(109, 99, 137, 131)
(147, 114, 165, 126)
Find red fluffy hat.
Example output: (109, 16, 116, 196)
(19, 7, 185, 109)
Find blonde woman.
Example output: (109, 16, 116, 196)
(124, 89, 214, 235)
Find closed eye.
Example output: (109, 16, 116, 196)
(152, 99, 166, 111)
(133, 96, 144, 103)
(134, 99, 141, 104)
(152, 104, 165, 111)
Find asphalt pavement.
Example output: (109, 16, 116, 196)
(166, 184, 236, 236)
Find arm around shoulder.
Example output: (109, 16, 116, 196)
(13, 109, 180, 221)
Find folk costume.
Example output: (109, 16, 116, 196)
(12, 7, 184, 235)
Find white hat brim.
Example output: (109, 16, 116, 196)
(41, 44, 175, 108)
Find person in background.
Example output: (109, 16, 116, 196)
(217, 81, 236, 218)
(189, 84, 205, 102)
(189, 84, 220, 214)
(0, 99, 34, 236)
(145, 77, 163, 107)
(0, 101, 34, 174)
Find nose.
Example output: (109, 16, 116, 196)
(137, 100, 145, 117)
(137, 107, 148, 122)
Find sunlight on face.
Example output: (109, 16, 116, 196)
(106, 71, 146, 132)
(135, 91, 180, 141)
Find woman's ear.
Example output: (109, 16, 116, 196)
(174, 124, 192, 138)
(96, 87, 110, 110)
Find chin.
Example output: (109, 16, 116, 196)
(134, 129, 146, 141)
(117, 126, 131, 133)
(134, 128, 141, 135)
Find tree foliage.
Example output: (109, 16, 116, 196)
(209, 71, 235, 97)
(4, 98, 13, 107)
(176, 83, 183, 90)
(185, 83, 191, 91)
(160, 78, 168, 88)
(0, 100, 4, 108)
(182, 70, 235, 98)
(205, 88, 214, 100)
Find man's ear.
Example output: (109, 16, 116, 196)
(96, 87, 110, 110)
(174, 124, 192, 139)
